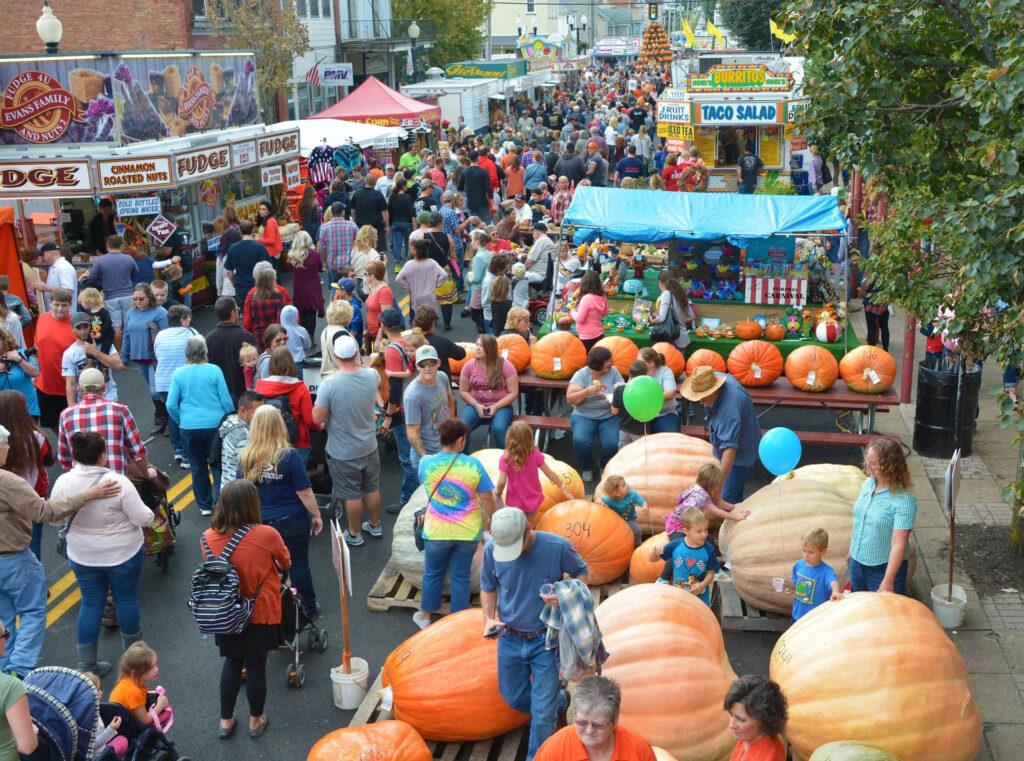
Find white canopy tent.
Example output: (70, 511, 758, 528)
(265, 119, 406, 157)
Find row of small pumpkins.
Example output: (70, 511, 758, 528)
(450, 332, 897, 395)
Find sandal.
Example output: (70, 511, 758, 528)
(412, 611, 431, 629)
(249, 715, 269, 738)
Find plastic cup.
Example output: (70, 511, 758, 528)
(540, 583, 555, 597)
(772, 577, 785, 592)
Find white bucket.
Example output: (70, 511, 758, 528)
(930, 583, 967, 629)
(330, 658, 369, 709)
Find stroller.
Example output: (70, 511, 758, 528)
(279, 584, 328, 688)
(130, 468, 180, 575)
(21, 666, 190, 761)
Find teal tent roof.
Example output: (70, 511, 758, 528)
(563, 187, 847, 245)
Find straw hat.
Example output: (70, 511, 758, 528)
(680, 366, 726, 402)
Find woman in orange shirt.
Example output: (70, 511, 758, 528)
(724, 675, 788, 761)
(203, 480, 290, 740)
(256, 201, 283, 260)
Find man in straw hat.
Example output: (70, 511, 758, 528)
(681, 366, 761, 504)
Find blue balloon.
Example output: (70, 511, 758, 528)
(758, 427, 802, 476)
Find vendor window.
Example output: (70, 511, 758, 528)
(716, 126, 758, 166)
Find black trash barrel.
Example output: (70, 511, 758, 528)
(912, 359, 982, 458)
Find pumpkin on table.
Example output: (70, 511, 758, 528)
(447, 342, 477, 376)
(684, 348, 727, 376)
(595, 335, 640, 376)
(727, 340, 783, 387)
(784, 345, 840, 392)
(629, 531, 670, 583)
(596, 584, 737, 761)
(770, 593, 983, 761)
(472, 448, 584, 526)
(381, 608, 530, 741)
(496, 333, 531, 372)
(839, 345, 898, 393)
(531, 331, 587, 379)
(734, 318, 763, 340)
(536, 500, 634, 584)
(653, 342, 686, 377)
(764, 320, 787, 342)
(306, 721, 432, 761)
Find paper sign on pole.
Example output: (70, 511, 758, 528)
(372, 136, 399, 150)
(790, 135, 808, 151)
(145, 214, 177, 246)
(658, 123, 694, 140)
(116, 197, 161, 217)
(285, 158, 301, 188)
(330, 520, 353, 596)
(260, 164, 283, 187)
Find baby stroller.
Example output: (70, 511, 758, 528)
(98, 699, 189, 761)
(279, 584, 328, 688)
(130, 468, 180, 575)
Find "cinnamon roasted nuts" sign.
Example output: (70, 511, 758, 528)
(96, 156, 174, 191)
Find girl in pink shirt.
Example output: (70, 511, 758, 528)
(495, 421, 574, 514)
(570, 270, 609, 353)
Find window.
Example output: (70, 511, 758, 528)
(296, 0, 308, 16)
(193, 0, 207, 17)
(310, 0, 320, 17)
(322, 0, 331, 17)
(526, 0, 535, 13)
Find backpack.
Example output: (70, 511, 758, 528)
(820, 160, 833, 185)
(263, 392, 300, 443)
(188, 526, 263, 635)
(208, 412, 240, 471)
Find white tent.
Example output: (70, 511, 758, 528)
(265, 119, 406, 157)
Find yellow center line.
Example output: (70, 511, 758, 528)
(48, 571, 77, 601)
(47, 589, 81, 627)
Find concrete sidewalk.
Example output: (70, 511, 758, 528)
(853, 305, 1024, 761)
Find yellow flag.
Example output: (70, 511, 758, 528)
(706, 20, 726, 47)
(681, 19, 697, 48)
(770, 18, 797, 44)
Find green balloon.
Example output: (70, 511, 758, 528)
(622, 375, 664, 423)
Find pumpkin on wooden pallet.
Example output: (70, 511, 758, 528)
(771, 593, 983, 761)
(307, 721, 432, 761)
(496, 333, 531, 372)
(594, 434, 719, 534)
(784, 345, 839, 392)
(652, 342, 686, 378)
(447, 342, 477, 375)
(382, 609, 530, 741)
(596, 585, 737, 761)
(771, 463, 866, 503)
(630, 531, 669, 583)
(537, 500, 635, 584)
(531, 331, 587, 379)
(808, 741, 905, 761)
(595, 335, 640, 376)
(839, 345, 898, 393)
(473, 449, 584, 526)
(684, 348, 726, 376)
(727, 340, 783, 387)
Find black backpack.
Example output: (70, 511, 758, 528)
(187, 526, 263, 635)
(821, 160, 833, 185)
(263, 393, 300, 443)
(209, 412, 241, 471)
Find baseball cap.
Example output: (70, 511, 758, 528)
(587, 141, 598, 148)
(338, 277, 356, 293)
(78, 367, 105, 391)
(533, 221, 549, 232)
(415, 345, 439, 366)
(514, 193, 527, 201)
(71, 312, 91, 327)
(490, 508, 529, 562)
(385, 162, 395, 169)
(332, 333, 359, 360)
(40, 242, 59, 253)
(379, 308, 404, 330)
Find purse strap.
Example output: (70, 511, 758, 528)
(64, 471, 109, 532)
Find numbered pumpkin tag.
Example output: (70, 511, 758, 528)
(752, 362, 762, 379)
(380, 685, 394, 711)
(553, 357, 562, 371)
(807, 370, 817, 386)
(867, 369, 881, 385)
(501, 349, 509, 359)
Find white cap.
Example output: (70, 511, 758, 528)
(489, 508, 529, 562)
(333, 333, 359, 360)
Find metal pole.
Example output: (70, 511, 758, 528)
(901, 314, 916, 404)
(948, 362, 964, 601)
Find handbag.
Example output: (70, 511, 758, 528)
(650, 295, 681, 342)
(414, 454, 459, 551)
(56, 472, 108, 558)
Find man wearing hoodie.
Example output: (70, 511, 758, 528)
(280, 305, 311, 364)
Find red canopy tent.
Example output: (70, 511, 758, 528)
(0, 207, 33, 343)
(308, 76, 440, 127)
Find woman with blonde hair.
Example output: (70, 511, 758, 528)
(238, 404, 322, 618)
(649, 173, 666, 191)
(286, 231, 325, 345)
(320, 300, 354, 379)
(351, 225, 381, 290)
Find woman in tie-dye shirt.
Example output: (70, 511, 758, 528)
(414, 418, 497, 629)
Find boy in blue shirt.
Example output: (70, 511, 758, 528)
(656, 507, 719, 607)
(332, 277, 364, 348)
(791, 527, 841, 622)
(599, 473, 648, 547)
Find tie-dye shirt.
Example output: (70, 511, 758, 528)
(419, 452, 495, 542)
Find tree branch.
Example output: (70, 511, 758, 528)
(932, 0, 999, 68)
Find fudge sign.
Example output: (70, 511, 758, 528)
(0, 160, 92, 196)
(175, 145, 231, 183)
(257, 130, 299, 162)
(1, 70, 85, 143)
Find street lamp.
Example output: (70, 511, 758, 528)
(529, 15, 538, 35)
(407, 19, 420, 78)
(36, 1, 63, 55)
(515, 16, 525, 38)
(568, 13, 587, 54)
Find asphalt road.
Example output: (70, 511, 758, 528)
(33, 270, 870, 760)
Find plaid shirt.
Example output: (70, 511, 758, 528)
(551, 188, 574, 224)
(243, 292, 287, 349)
(539, 578, 609, 677)
(57, 394, 147, 475)
(849, 478, 918, 566)
(318, 217, 359, 272)
(440, 204, 465, 255)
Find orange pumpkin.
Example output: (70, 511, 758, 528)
(447, 342, 477, 375)
(595, 335, 640, 376)
(784, 345, 840, 392)
(764, 320, 787, 341)
(307, 721, 432, 761)
(684, 348, 727, 376)
(594, 433, 719, 533)
(596, 585, 737, 761)
(537, 500, 635, 584)
(531, 331, 587, 379)
(727, 340, 783, 387)
(770, 593, 983, 761)
(839, 345, 898, 394)
(471, 449, 584, 526)
(734, 319, 763, 340)
(496, 333, 531, 372)
(653, 342, 686, 377)
(382, 609, 530, 741)
(629, 531, 669, 583)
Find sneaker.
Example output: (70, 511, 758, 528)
(394, 264, 402, 274)
(200, 508, 213, 517)
(344, 530, 365, 547)
(581, 470, 594, 482)
(412, 611, 431, 629)
(179, 458, 191, 470)
(362, 521, 383, 538)
(173, 453, 183, 463)
(385, 503, 404, 515)
(551, 429, 566, 440)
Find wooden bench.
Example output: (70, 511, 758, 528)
(514, 414, 572, 450)
(680, 425, 899, 449)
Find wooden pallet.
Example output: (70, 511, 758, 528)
(717, 575, 790, 633)
(351, 670, 531, 761)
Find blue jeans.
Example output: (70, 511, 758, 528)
(295, 447, 311, 468)
(134, 361, 158, 399)
(849, 556, 909, 594)
(69, 547, 145, 644)
(29, 522, 42, 561)
(265, 511, 317, 615)
(159, 391, 185, 456)
(569, 414, 620, 471)
(469, 208, 493, 226)
(652, 412, 680, 434)
(0, 549, 48, 677)
(180, 265, 193, 309)
(722, 463, 749, 504)
(460, 404, 513, 449)
(391, 420, 420, 505)
(497, 632, 566, 761)
(181, 427, 221, 512)
(737, 183, 755, 194)
(391, 222, 412, 264)
(421, 539, 476, 614)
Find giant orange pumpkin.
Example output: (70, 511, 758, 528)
(472, 449, 584, 526)
(727, 340, 783, 387)
(734, 319, 763, 340)
(595, 335, 640, 376)
(596, 584, 737, 761)
(685, 348, 726, 376)
(653, 342, 686, 377)
(770, 593, 983, 761)
(447, 342, 477, 375)
(784, 345, 839, 392)
(381, 609, 530, 741)
(629, 531, 669, 583)
(531, 331, 587, 379)
(306, 721, 432, 761)
(496, 333, 531, 372)
(537, 500, 635, 584)
(594, 433, 718, 533)
(839, 345, 898, 394)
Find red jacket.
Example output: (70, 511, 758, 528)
(253, 376, 316, 449)
(478, 156, 501, 190)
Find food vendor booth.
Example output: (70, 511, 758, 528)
(538, 187, 855, 362)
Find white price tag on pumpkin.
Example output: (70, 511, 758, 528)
(807, 370, 817, 386)
(752, 363, 762, 379)
(553, 357, 562, 372)
(501, 348, 509, 360)
(868, 369, 881, 384)
(380, 685, 394, 711)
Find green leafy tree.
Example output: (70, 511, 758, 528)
(720, 0, 785, 50)
(786, 0, 1024, 550)
(393, 0, 493, 73)
(205, 0, 310, 121)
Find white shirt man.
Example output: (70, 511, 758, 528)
(37, 243, 78, 311)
